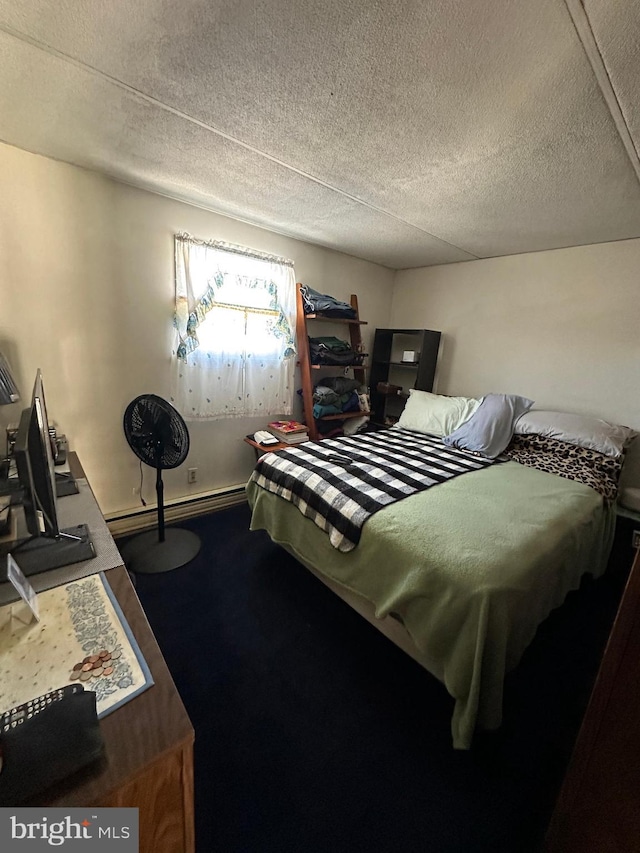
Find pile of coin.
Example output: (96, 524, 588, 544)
(69, 648, 122, 682)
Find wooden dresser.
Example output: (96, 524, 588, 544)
(40, 565, 195, 852)
(544, 544, 640, 852)
(27, 456, 195, 852)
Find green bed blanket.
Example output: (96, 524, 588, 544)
(246, 460, 615, 749)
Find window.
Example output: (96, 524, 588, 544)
(172, 234, 296, 419)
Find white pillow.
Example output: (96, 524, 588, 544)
(396, 390, 481, 437)
(514, 410, 637, 458)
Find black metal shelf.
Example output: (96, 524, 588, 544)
(373, 360, 420, 366)
(369, 328, 441, 425)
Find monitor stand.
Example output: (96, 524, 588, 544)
(1, 524, 96, 577)
(0, 473, 78, 500)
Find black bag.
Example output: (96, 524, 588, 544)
(0, 687, 105, 804)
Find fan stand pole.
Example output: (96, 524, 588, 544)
(156, 462, 165, 543)
(121, 394, 201, 573)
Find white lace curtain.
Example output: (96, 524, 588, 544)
(171, 234, 296, 420)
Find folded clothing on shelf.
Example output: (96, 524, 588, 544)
(313, 391, 361, 420)
(300, 286, 357, 319)
(308, 337, 364, 366)
(313, 377, 362, 406)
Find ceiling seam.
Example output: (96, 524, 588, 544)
(0, 22, 479, 261)
(563, 0, 640, 184)
(0, 137, 410, 269)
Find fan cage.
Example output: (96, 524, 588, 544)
(124, 394, 189, 470)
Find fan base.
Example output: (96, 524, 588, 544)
(120, 528, 201, 574)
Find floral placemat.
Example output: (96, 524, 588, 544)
(0, 572, 153, 718)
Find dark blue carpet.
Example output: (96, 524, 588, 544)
(120, 507, 633, 853)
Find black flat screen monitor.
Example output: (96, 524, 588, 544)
(15, 370, 59, 539)
(4, 369, 95, 578)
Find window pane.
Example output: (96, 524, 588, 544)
(196, 306, 245, 355)
(245, 311, 283, 357)
(173, 237, 296, 419)
(215, 274, 277, 311)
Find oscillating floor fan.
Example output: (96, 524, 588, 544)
(120, 394, 201, 574)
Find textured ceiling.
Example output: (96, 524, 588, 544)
(1, 0, 639, 269)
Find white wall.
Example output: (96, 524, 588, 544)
(0, 143, 395, 515)
(392, 243, 640, 487)
(4, 141, 636, 513)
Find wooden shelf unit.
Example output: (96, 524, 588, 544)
(295, 283, 368, 441)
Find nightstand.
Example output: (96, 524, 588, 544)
(244, 435, 289, 461)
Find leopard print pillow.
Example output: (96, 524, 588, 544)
(504, 434, 624, 502)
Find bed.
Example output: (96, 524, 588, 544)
(246, 392, 635, 749)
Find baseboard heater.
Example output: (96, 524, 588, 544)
(106, 485, 247, 538)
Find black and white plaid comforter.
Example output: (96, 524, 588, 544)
(249, 427, 495, 551)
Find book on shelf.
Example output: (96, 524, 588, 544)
(267, 420, 308, 435)
(277, 431, 309, 444)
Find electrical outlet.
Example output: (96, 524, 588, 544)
(633, 530, 640, 550)
(187, 467, 197, 484)
(132, 486, 139, 496)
